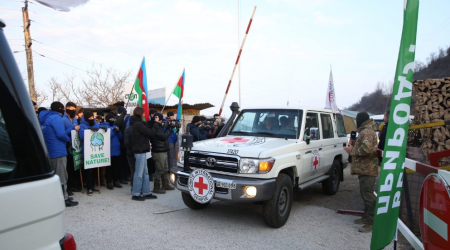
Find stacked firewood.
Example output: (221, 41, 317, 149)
(412, 77, 450, 166)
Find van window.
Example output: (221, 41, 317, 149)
(0, 109, 16, 174)
(320, 113, 334, 139)
(336, 114, 347, 137)
(304, 112, 320, 140)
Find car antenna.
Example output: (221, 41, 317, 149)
(296, 101, 300, 143)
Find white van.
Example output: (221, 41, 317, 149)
(0, 19, 76, 250)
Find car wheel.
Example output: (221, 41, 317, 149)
(262, 173, 293, 228)
(181, 192, 210, 210)
(322, 159, 340, 195)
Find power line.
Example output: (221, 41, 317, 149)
(33, 50, 88, 73)
(32, 39, 96, 63)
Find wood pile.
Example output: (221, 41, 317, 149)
(412, 77, 450, 166)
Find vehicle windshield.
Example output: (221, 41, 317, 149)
(230, 109, 303, 139)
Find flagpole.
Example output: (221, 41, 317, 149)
(125, 56, 145, 109)
(161, 68, 185, 114)
(218, 6, 256, 116)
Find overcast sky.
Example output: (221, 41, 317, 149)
(2, 0, 450, 117)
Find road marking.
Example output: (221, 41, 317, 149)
(423, 208, 448, 241)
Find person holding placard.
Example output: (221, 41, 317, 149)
(79, 111, 101, 196)
(104, 114, 123, 190)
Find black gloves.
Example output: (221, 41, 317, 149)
(100, 126, 108, 132)
(89, 127, 99, 132)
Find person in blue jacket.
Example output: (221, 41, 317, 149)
(62, 102, 81, 195)
(39, 101, 78, 207)
(103, 113, 123, 190)
(79, 111, 102, 196)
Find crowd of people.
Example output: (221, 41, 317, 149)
(34, 100, 224, 205)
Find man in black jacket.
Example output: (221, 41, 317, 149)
(130, 107, 158, 201)
(378, 110, 389, 163)
(149, 113, 173, 194)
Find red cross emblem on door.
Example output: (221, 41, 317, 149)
(194, 176, 208, 195)
(221, 137, 250, 144)
(313, 155, 319, 170)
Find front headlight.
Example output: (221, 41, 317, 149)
(239, 158, 275, 174)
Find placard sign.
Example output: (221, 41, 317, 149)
(71, 130, 83, 171)
(83, 129, 111, 169)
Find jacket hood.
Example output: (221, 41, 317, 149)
(39, 110, 60, 125)
(357, 119, 376, 133)
(129, 115, 143, 126)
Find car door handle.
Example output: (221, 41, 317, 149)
(305, 150, 312, 154)
(334, 145, 337, 148)
(319, 148, 322, 151)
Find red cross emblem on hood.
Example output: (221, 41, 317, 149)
(221, 137, 250, 144)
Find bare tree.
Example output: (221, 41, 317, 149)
(35, 86, 48, 107)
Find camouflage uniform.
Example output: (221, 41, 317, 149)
(349, 119, 378, 225)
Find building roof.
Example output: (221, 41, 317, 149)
(148, 102, 214, 110)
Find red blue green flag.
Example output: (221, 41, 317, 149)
(134, 58, 149, 121)
(173, 69, 185, 119)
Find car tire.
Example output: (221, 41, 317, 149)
(322, 159, 340, 195)
(181, 192, 210, 210)
(262, 173, 293, 228)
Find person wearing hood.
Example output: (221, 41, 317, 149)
(63, 102, 82, 194)
(75, 106, 84, 125)
(104, 114, 123, 190)
(130, 107, 159, 201)
(149, 112, 173, 194)
(187, 116, 208, 142)
(79, 111, 102, 196)
(344, 112, 378, 233)
(39, 101, 78, 207)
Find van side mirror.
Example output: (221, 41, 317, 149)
(306, 136, 310, 145)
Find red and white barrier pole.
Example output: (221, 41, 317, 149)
(218, 6, 257, 116)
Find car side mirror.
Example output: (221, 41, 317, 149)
(306, 136, 310, 145)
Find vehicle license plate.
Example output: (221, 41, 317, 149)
(216, 181, 236, 189)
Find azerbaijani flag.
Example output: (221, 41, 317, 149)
(134, 57, 149, 122)
(173, 69, 185, 119)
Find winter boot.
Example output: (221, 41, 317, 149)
(162, 179, 175, 191)
(152, 180, 166, 194)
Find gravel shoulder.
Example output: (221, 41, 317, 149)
(65, 166, 408, 250)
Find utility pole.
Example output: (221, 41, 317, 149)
(22, 0, 36, 102)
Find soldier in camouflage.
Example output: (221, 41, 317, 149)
(344, 112, 378, 233)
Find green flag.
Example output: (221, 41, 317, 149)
(371, 1, 419, 249)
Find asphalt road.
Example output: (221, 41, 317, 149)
(65, 166, 405, 250)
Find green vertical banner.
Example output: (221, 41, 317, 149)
(71, 130, 83, 171)
(371, 1, 419, 249)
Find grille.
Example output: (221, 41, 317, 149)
(188, 152, 239, 173)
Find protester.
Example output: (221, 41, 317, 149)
(124, 120, 135, 188)
(32, 100, 38, 114)
(114, 107, 130, 184)
(79, 111, 101, 196)
(97, 111, 105, 123)
(63, 102, 82, 194)
(39, 101, 78, 207)
(75, 106, 84, 124)
(37, 107, 47, 116)
(104, 114, 123, 190)
(165, 111, 178, 169)
(344, 112, 378, 233)
(130, 107, 158, 201)
(377, 110, 389, 163)
(149, 113, 173, 194)
(145, 108, 158, 181)
(187, 116, 208, 142)
(96, 115, 103, 124)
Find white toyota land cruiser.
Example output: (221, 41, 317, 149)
(170, 104, 349, 228)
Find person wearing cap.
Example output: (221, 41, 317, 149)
(164, 111, 178, 169)
(149, 113, 173, 193)
(344, 112, 378, 233)
(103, 114, 123, 190)
(187, 116, 208, 142)
(63, 102, 82, 194)
(79, 111, 101, 196)
(39, 101, 78, 207)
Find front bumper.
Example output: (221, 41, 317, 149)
(170, 167, 276, 202)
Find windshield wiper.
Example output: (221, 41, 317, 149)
(231, 131, 250, 135)
(257, 132, 276, 136)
